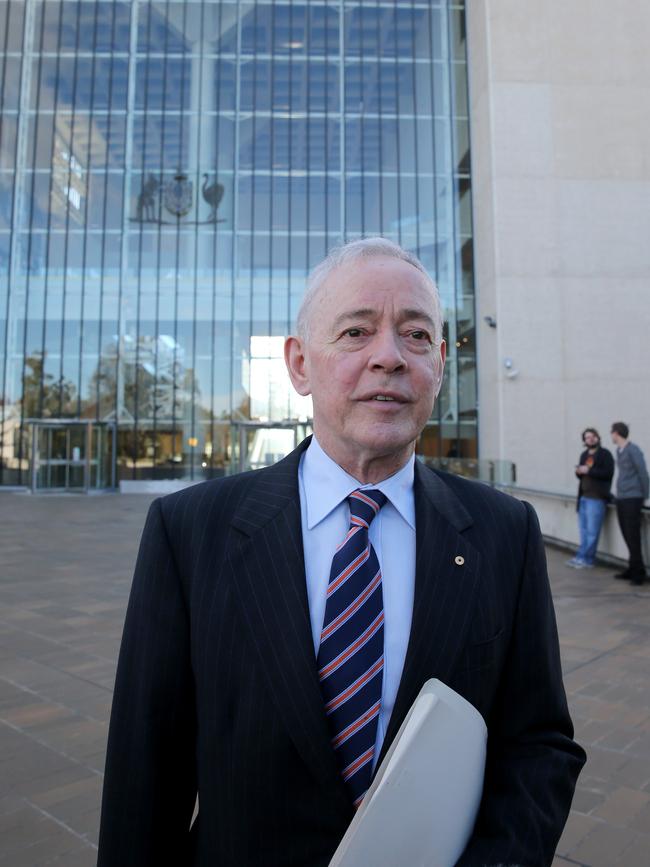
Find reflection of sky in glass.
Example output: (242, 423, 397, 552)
(36, 1, 131, 52)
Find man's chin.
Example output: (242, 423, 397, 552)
(351, 425, 418, 459)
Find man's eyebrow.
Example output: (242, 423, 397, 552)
(331, 308, 377, 330)
(398, 308, 435, 327)
(331, 307, 435, 330)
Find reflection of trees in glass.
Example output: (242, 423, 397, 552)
(21, 354, 77, 418)
(124, 336, 201, 423)
(232, 393, 250, 421)
(87, 350, 117, 420)
(84, 338, 241, 475)
(87, 336, 208, 424)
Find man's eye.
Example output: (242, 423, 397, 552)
(345, 328, 364, 338)
(409, 330, 430, 341)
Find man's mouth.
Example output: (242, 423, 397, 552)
(361, 392, 408, 403)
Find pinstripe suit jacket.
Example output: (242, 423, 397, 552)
(98, 439, 585, 867)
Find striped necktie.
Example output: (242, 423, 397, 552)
(317, 488, 387, 807)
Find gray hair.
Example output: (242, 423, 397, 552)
(296, 237, 444, 346)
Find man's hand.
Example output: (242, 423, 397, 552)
(576, 465, 589, 475)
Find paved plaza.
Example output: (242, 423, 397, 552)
(0, 490, 649, 866)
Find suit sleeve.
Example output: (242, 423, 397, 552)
(97, 499, 197, 867)
(455, 502, 586, 867)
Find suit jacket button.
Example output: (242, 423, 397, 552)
(455, 555, 465, 566)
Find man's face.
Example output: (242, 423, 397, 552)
(287, 256, 446, 472)
(583, 431, 599, 449)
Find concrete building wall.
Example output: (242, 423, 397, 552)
(466, 0, 650, 519)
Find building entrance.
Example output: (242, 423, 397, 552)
(29, 421, 117, 492)
(231, 421, 313, 474)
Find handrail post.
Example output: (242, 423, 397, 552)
(30, 424, 38, 493)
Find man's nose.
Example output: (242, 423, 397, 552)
(368, 330, 406, 372)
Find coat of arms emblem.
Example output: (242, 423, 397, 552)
(163, 171, 193, 218)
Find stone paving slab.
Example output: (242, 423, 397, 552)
(0, 490, 649, 865)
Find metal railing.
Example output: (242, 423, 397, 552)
(419, 456, 516, 486)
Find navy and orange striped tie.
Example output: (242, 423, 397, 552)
(317, 489, 387, 807)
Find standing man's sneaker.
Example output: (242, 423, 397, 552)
(614, 570, 631, 580)
(629, 573, 646, 586)
(566, 557, 583, 568)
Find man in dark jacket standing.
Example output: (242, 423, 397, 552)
(567, 428, 614, 569)
(98, 239, 585, 867)
(611, 422, 649, 585)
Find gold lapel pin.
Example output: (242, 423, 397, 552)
(455, 555, 465, 566)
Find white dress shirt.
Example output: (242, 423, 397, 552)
(298, 436, 416, 765)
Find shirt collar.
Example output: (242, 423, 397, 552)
(301, 436, 415, 530)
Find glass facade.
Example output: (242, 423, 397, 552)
(0, 0, 476, 487)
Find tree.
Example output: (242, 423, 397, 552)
(21, 353, 77, 418)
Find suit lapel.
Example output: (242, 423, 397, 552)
(227, 439, 349, 806)
(376, 461, 482, 768)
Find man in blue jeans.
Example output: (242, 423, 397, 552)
(567, 428, 614, 569)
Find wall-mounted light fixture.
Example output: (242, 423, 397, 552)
(484, 316, 497, 329)
(503, 357, 519, 379)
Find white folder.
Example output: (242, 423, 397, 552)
(329, 679, 487, 867)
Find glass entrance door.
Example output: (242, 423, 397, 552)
(231, 421, 312, 474)
(30, 422, 116, 492)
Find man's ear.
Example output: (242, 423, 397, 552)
(435, 339, 447, 397)
(284, 335, 312, 396)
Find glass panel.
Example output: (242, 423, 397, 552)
(0, 1, 26, 52)
(33, 0, 131, 54)
(0, 116, 18, 172)
(135, 57, 192, 112)
(211, 60, 237, 112)
(68, 426, 85, 487)
(50, 428, 67, 460)
(345, 5, 429, 60)
(50, 462, 68, 488)
(133, 114, 236, 172)
(0, 175, 13, 229)
(27, 113, 127, 172)
(245, 426, 297, 470)
(456, 176, 472, 235)
(1, 58, 22, 111)
(132, 114, 189, 171)
(137, 3, 191, 54)
(0, 231, 8, 274)
(33, 57, 129, 112)
(237, 423, 312, 472)
(240, 59, 339, 113)
(449, 8, 467, 62)
(239, 117, 339, 173)
(308, 4, 339, 55)
(452, 65, 469, 118)
(459, 237, 474, 294)
(455, 117, 470, 172)
(241, 4, 338, 56)
(137, 2, 237, 54)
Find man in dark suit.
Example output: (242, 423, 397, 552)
(98, 238, 585, 866)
